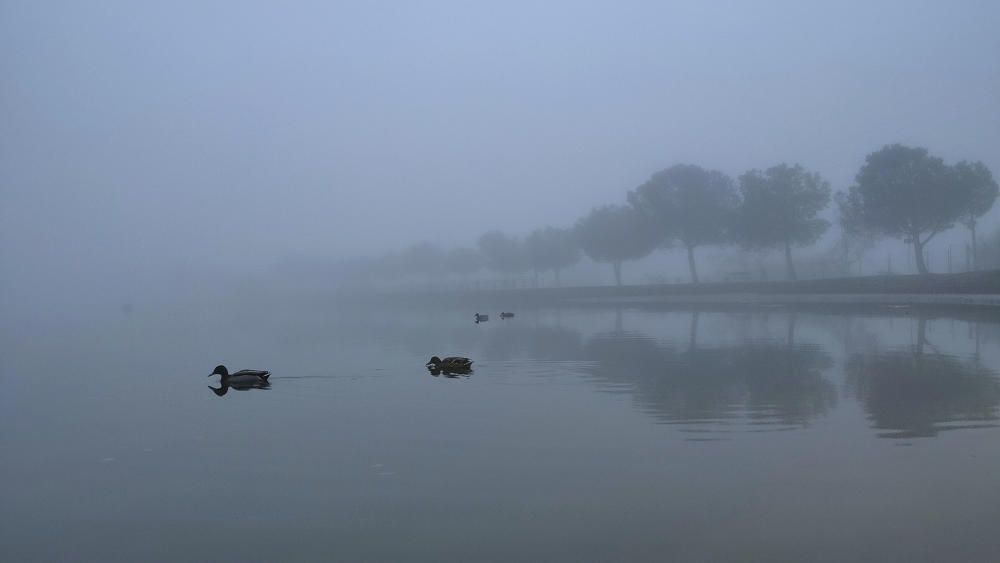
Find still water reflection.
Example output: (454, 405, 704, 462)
(583, 318, 836, 432)
(208, 379, 271, 397)
(3, 303, 1000, 561)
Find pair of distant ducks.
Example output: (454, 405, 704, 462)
(208, 355, 474, 394)
(475, 312, 514, 323)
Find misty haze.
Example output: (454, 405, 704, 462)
(3, 2, 1000, 562)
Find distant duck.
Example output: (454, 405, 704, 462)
(426, 356, 473, 371)
(208, 365, 271, 384)
(475, 313, 489, 323)
(500, 312, 515, 319)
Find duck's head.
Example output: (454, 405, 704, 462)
(209, 365, 229, 378)
(426, 356, 442, 367)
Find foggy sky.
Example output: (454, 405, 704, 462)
(2, 1, 999, 309)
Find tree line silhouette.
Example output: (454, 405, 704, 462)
(370, 143, 997, 286)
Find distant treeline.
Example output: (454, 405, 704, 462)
(360, 144, 997, 287)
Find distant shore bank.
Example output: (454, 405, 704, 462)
(346, 270, 1000, 310)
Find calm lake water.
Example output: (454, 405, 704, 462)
(4, 300, 1000, 562)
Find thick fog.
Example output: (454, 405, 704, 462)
(2, 1, 999, 313)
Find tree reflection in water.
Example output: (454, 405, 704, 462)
(845, 318, 1000, 438)
(331, 306, 1000, 440)
(583, 313, 836, 432)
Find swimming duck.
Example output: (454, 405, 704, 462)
(208, 364, 271, 384)
(426, 356, 473, 371)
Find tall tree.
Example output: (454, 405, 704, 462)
(628, 164, 738, 283)
(841, 144, 967, 274)
(525, 227, 580, 287)
(736, 164, 831, 280)
(477, 231, 528, 279)
(954, 161, 998, 270)
(575, 205, 658, 286)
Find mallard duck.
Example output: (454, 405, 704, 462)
(208, 364, 271, 384)
(500, 312, 514, 319)
(426, 356, 473, 370)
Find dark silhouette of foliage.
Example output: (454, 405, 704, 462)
(575, 205, 658, 286)
(954, 161, 999, 270)
(477, 231, 529, 276)
(628, 164, 738, 283)
(398, 242, 444, 278)
(736, 164, 831, 280)
(841, 144, 967, 274)
(445, 247, 484, 277)
(525, 226, 580, 287)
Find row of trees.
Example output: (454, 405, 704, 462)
(376, 144, 997, 286)
(581, 162, 832, 283)
(578, 146, 997, 283)
(367, 231, 581, 287)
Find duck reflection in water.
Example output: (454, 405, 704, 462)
(427, 366, 472, 378)
(209, 379, 271, 396)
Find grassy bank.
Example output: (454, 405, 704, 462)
(345, 270, 1000, 308)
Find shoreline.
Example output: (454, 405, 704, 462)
(343, 270, 1000, 310)
(564, 292, 1000, 308)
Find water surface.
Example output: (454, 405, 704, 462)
(3, 302, 1000, 561)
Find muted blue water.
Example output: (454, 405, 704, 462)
(3, 302, 1000, 561)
